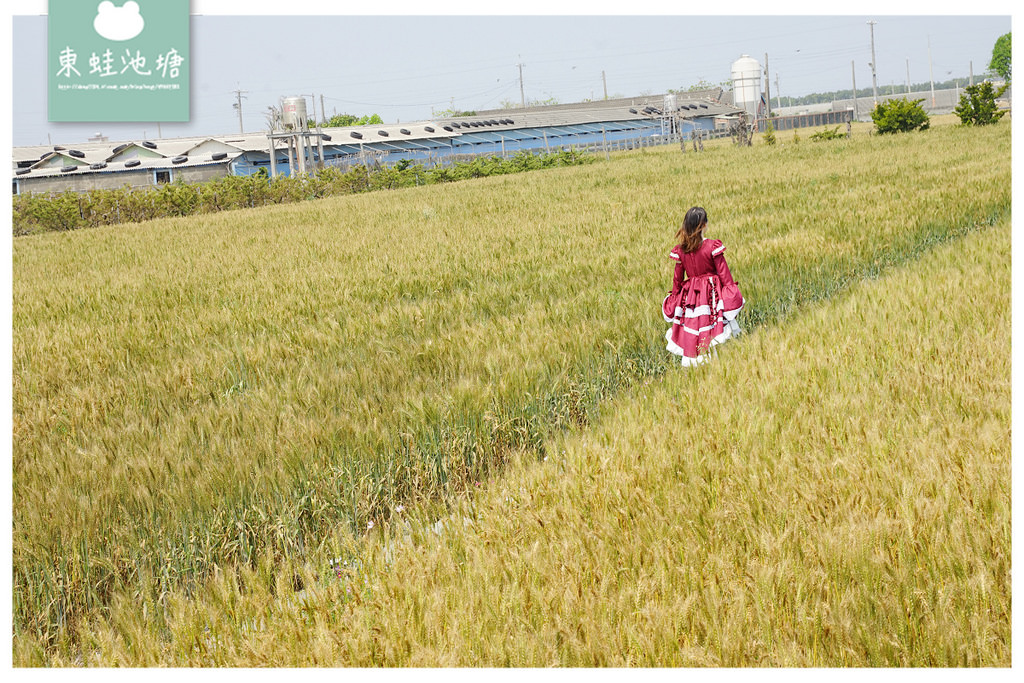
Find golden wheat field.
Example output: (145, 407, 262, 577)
(11, 116, 1011, 665)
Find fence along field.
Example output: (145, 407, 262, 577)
(11, 117, 1010, 661)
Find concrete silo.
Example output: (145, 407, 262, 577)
(731, 54, 762, 117)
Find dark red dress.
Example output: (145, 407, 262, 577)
(662, 238, 744, 366)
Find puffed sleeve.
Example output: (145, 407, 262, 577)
(710, 240, 744, 318)
(708, 240, 735, 284)
(664, 247, 686, 322)
(668, 247, 686, 294)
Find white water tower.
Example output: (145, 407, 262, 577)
(270, 95, 321, 178)
(282, 96, 309, 131)
(731, 54, 762, 116)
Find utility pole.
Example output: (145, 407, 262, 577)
(320, 94, 326, 122)
(602, 70, 608, 100)
(906, 58, 911, 93)
(852, 60, 859, 120)
(232, 87, 248, 134)
(867, 20, 879, 106)
(517, 58, 526, 108)
(764, 52, 772, 119)
(775, 73, 781, 109)
(928, 35, 936, 106)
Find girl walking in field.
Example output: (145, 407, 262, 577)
(662, 206, 745, 367)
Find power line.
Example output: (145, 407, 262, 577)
(321, 78, 514, 110)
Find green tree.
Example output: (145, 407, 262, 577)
(431, 107, 477, 118)
(954, 81, 1009, 126)
(871, 97, 930, 134)
(498, 97, 560, 109)
(530, 97, 560, 107)
(314, 113, 383, 127)
(989, 33, 1011, 82)
(668, 79, 729, 93)
(762, 121, 777, 146)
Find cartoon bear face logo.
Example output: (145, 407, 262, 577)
(93, 1, 145, 41)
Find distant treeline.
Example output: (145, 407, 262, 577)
(783, 76, 997, 106)
(13, 149, 593, 236)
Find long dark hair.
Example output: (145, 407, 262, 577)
(675, 206, 707, 254)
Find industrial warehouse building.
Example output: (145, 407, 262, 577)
(13, 91, 745, 195)
(12, 137, 244, 194)
(14, 71, 993, 196)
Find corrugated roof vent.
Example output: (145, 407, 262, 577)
(350, 131, 363, 139)
(424, 126, 435, 132)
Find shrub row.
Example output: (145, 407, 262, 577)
(12, 148, 593, 236)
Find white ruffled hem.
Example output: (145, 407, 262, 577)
(664, 319, 741, 365)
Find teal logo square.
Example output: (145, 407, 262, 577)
(48, 0, 190, 122)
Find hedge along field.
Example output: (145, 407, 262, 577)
(68, 214, 1009, 667)
(11, 149, 594, 235)
(11, 117, 1010, 657)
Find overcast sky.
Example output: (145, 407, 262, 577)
(7, 3, 1015, 147)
